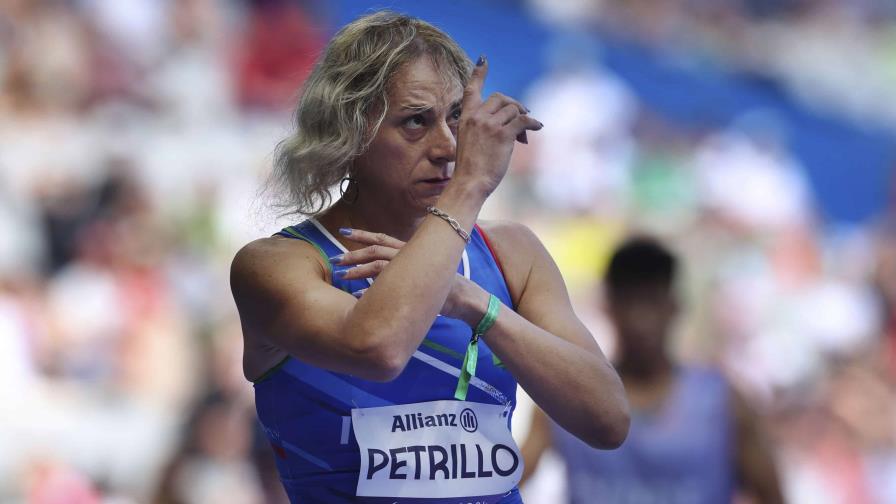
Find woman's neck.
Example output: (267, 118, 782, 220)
(317, 197, 424, 246)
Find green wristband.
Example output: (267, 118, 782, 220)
(454, 294, 501, 401)
(474, 294, 500, 337)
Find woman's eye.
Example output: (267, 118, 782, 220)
(450, 109, 462, 122)
(405, 114, 425, 129)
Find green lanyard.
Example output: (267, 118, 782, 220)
(454, 294, 501, 400)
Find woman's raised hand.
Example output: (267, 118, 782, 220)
(452, 56, 543, 197)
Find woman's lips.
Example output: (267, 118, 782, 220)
(418, 178, 451, 195)
(421, 177, 451, 186)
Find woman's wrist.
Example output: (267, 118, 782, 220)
(454, 281, 491, 328)
(442, 174, 492, 204)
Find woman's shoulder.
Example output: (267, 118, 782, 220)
(476, 219, 549, 306)
(476, 219, 540, 246)
(476, 219, 547, 264)
(231, 235, 330, 381)
(231, 235, 330, 293)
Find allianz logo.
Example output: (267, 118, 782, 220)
(391, 408, 478, 433)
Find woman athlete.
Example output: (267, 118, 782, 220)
(230, 11, 629, 503)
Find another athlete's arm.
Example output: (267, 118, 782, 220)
(732, 389, 786, 503)
(520, 406, 553, 485)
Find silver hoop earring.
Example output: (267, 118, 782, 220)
(340, 177, 359, 204)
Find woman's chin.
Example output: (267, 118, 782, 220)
(417, 184, 448, 200)
(409, 200, 432, 215)
(413, 189, 443, 207)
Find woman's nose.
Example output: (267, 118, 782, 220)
(429, 121, 457, 164)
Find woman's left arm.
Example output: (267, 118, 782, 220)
(469, 220, 629, 449)
(336, 221, 630, 448)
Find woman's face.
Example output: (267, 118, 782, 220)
(352, 56, 464, 213)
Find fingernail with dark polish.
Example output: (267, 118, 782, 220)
(476, 55, 485, 67)
(339, 228, 352, 236)
(329, 254, 343, 264)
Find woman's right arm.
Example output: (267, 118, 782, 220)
(231, 236, 384, 378)
(230, 178, 486, 382)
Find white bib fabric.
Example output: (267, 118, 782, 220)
(352, 400, 523, 499)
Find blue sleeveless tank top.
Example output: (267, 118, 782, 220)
(551, 367, 734, 504)
(253, 219, 523, 503)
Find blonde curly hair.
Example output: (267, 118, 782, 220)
(267, 11, 472, 217)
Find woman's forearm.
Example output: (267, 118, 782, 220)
(479, 304, 630, 448)
(341, 180, 489, 377)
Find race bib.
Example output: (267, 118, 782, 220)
(352, 400, 522, 499)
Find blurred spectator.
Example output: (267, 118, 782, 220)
(25, 459, 102, 504)
(0, 1, 91, 115)
(153, 392, 265, 504)
(524, 33, 637, 215)
(627, 111, 701, 230)
(235, 0, 326, 111)
(694, 116, 812, 234)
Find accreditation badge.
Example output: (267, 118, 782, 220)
(351, 399, 522, 500)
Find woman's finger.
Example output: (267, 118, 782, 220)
(493, 103, 521, 126)
(340, 228, 406, 249)
(507, 114, 544, 139)
(336, 260, 389, 280)
(481, 92, 529, 116)
(462, 55, 488, 112)
(330, 245, 398, 266)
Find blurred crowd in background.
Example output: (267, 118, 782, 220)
(2, 0, 896, 503)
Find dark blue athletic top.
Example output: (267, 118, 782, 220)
(253, 219, 523, 503)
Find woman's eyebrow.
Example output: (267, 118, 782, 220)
(399, 103, 432, 113)
(398, 98, 462, 113)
